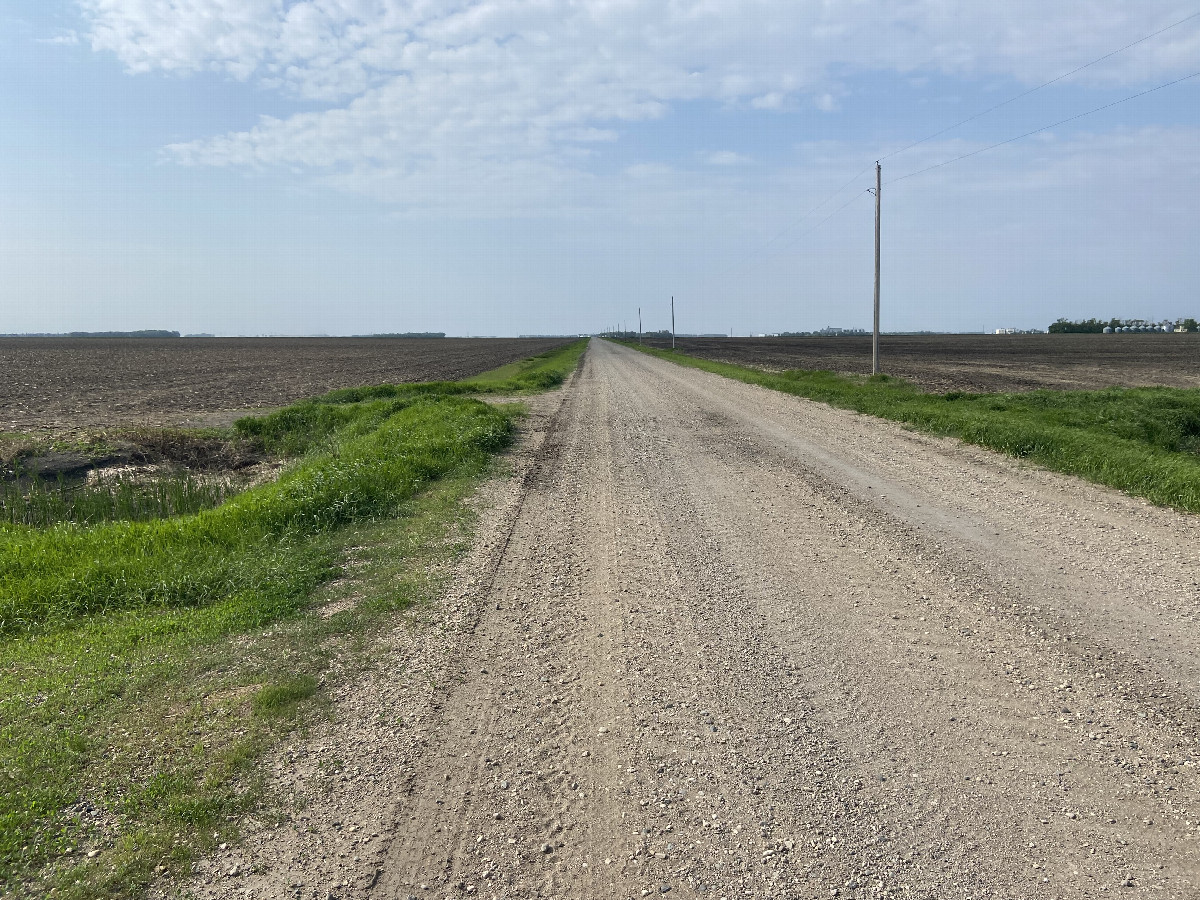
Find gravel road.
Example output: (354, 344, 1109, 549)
(189, 339, 1200, 900)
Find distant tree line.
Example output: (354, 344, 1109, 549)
(0, 330, 181, 338)
(1048, 318, 1198, 334)
(779, 327, 869, 337)
(361, 332, 446, 338)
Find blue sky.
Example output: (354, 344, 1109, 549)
(1, 1, 1198, 336)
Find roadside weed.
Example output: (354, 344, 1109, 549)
(252, 676, 319, 717)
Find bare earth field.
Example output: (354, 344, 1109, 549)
(640, 333, 1200, 393)
(0, 337, 571, 432)
(186, 340, 1200, 900)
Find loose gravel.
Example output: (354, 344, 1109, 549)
(176, 339, 1200, 900)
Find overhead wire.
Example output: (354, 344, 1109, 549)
(745, 10, 1200, 252)
(718, 161, 876, 277)
(878, 9, 1200, 163)
(887, 68, 1200, 185)
(702, 9, 1200, 300)
(748, 188, 873, 269)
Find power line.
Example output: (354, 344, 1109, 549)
(771, 13, 1200, 238)
(719, 162, 875, 277)
(887, 68, 1200, 185)
(879, 10, 1200, 163)
(705, 10, 1200, 296)
(741, 11, 1200, 262)
(725, 13, 1200, 276)
(756, 188, 871, 263)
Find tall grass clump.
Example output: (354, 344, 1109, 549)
(1, 472, 234, 527)
(627, 342, 1200, 513)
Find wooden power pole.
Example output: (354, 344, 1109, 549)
(671, 296, 676, 350)
(872, 161, 881, 376)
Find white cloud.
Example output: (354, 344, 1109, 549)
(705, 151, 750, 166)
(83, 0, 282, 79)
(80, 1, 1200, 210)
(750, 92, 785, 110)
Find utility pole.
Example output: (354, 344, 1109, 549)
(671, 296, 676, 350)
(872, 161, 881, 376)
(638, 307, 642, 343)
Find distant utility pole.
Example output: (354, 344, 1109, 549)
(871, 161, 881, 376)
(671, 296, 676, 350)
(638, 307, 642, 343)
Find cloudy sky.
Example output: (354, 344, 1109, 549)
(2, 1, 1198, 336)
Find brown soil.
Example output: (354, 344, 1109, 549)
(0, 337, 571, 433)
(640, 333, 1200, 393)
(184, 341, 1200, 900)
(3, 428, 267, 489)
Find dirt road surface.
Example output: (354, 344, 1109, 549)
(189, 339, 1200, 900)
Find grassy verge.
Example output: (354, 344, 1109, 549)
(621, 342, 1200, 513)
(0, 340, 586, 898)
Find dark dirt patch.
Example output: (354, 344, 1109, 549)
(1, 337, 571, 433)
(4, 428, 267, 486)
(640, 333, 1200, 393)
(15, 452, 104, 480)
(118, 428, 264, 472)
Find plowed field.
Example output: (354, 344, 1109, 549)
(1, 337, 571, 432)
(640, 333, 1200, 393)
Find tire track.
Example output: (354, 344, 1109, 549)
(188, 339, 1200, 900)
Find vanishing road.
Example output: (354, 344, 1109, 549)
(200, 339, 1200, 900)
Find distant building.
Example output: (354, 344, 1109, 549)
(815, 326, 868, 336)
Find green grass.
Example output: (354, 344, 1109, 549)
(624, 342, 1200, 513)
(0, 395, 510, 638)
(1, 471, 237, 527)
(2, 426, 266, 527)
(252, 675, 319, 716)
(462, 341, 587, 389)
(0, 339, 586, 898)
(301, 338, 587, 405)
(232, 339, 586, 455)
